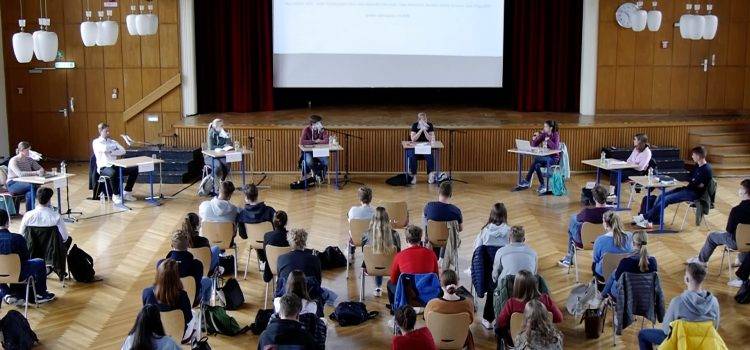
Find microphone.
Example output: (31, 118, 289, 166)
(29, 150, 43, 161)
(121, 134, 134, 147)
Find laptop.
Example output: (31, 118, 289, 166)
(515, 139, 535, 152)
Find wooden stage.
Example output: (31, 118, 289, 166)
(174, 107, 750, 173)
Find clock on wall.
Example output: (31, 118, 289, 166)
(615, 2, 638, 28)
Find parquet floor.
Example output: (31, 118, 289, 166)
(5, 164, 749, 349)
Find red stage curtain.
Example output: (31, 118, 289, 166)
(510, 0, 582, 112)
(195, 0, 274, 113)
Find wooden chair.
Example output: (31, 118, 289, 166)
(188, 247, 212, 277)
(720, 223, 750, 281)
(360, 246, 396, 302)
(570, 222, 601, 283)
(264, 245, 293, 308)
(243, 221, 274, 280)
(509, 311, 554, 347)
(0, 254, 37, 317)
(602, 253, 631, 282)
(425, 311, 471, 349)
(347, 219, 370, 279)
(201, 221, 237, 279)
(426, 220, 450, 248)
(180, 276, 197, 308)
(381, 201, 408, 229)
(160, 309, 186, 344)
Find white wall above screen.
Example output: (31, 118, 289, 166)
(272, 0, 504, 88)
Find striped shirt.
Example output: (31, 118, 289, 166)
(7, 155, 42, 180)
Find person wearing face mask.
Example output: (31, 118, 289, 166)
(516, 120, 561, 194)
(205, 118, 233, 181)
(687, 179, 750, 288)
(299, 115, 330, 182)
(6, 141, 44, 212)
(406, 112, 437, 185)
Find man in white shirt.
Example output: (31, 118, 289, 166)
(92, 122, 138, 204)
(19, 187, 71, 245)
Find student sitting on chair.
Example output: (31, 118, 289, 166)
(612, 133, 652, 186)
(634, 146, 713, 229)
(559, 185, 610, 268)
(273, 270, 318, 316)
(92, 122, 139, 204)
(121, 305, 181, 350)
(492, 226, 537, 283)
(182, 213, 221, 275)
(514, 299, 564, 350)
(362, 207, 400, 297)
(276, 229, 322, 292)
(347, 186, 375, 260)
(205, 118, 232, 181)
(392, 305, 436, 350)
(259, 294, 317, 350)
(473, 203, 511, 329)
(406, 112, 437, 185)
(602, 231, 658, 298)
(687, 179, 750, 288)
(516, 120, 561, 194)
(0, 209, 56, 305)
(423, 181, 463, 258)
(142, 259, 193, 336)
(6, 141, 44, 212)
(198, 181, 239, 224)
(424, 269, 475, 350)
(387, 225, 439, 306)
(236, 183, 276, 270)
(262, 211, 291, 283)
(19, 187, 72, 248)
(592, 211, 633, 288)
(299, 115, 330, 183)
(157, 229, 210, 306)
(637, 263, 719, 350)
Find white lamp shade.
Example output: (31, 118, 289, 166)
(126, 14, 138, 35)
(703, 15, 718, 40)
(689, 15, 706, 40)
(679, 14, 692, 39)
(32, 30, 58, 62)
(80, 21, 98, 47)
(97, 20, 119, 46)
(647, 10, 662, 31)
(629, 9, 648, 32)
(12, 31, 34, 63)
(136, 13, 158, 35)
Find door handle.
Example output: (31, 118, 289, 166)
(69, 97, 75, 112)
(58, 108, 68, 117)
(701, 58, 709, 72)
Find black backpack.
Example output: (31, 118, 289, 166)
(318, 246, 347, 270)
(386, 173, 413, 186)
(0, 310, 39, 350)
(735, 280, 750, 304)
(218, 256, 235, 276)
(67, 244, 96, 282)
(249, 309, 275, 335)
(329, 301, 378, 326)
(221, 278, 244, 310)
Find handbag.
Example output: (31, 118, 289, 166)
(191, 337, 211, 350)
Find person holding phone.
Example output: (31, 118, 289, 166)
(517, 120, 561, 194)
(407, 112, 437, 184)
(299, 115, 330, 183)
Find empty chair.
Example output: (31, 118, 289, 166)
(426, 220, 450, 249)
(360, 245, 396, 302)
(160, 309, 186, 344)
(347, 218, 370, 278)
(201, 221, 237, 279)
(243, 221, 274, 279)
(570, 222, 600, 282)
(425, 311, 471, 349)
(0, 254, 37, 317)
(264, 245, 293, 308)
(720, 223, 750, 281)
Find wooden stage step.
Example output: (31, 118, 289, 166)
(689, 128, 750, 176)
(698, 141, 750, 154)
(710, 153, 750, 165)
(688, 130, 749, 144)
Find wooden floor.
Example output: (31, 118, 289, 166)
(6, 164, 749, 349)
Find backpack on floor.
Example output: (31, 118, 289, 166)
(299, 313, 327, 349)
(220, 278, 244, 310)
(550, 166, 567, 196)
(197, 166, 219, 197)
(735, 280, 750, 304)
(386, 174, 413, 186)
(67, 244, 96, 283)
(318, 246, 347, 270)
(204, 306, 249, 336)
(0, 310, 38, 350)
(191, 337, 211, 350)
(290, 177, 316, 190)
(329, 301, 378, 327)
(218, 256, 235, 276)
(249, 309, 275, 335)
(581, 305, 607, 339)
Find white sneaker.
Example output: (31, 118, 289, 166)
(112, 195, 123, 204)
(123, 191, 137, 201)
(374, 288, 382, 297)
(481, 319, 494, 330)
(410, 175, 417, 185)
(428, 172, 436, 184)
(685, 256, 707, 266)
(633, 214, 645, 224)
(728, 279, 744, 288)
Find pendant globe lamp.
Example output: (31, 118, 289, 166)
(98, 10, 119, 46)
(80, 9, 98, 47)
(689, 4, 706, 40)
(126, 3, 139, 35)
(32, 0, 58, 62)
(647, 1, 662, 32)
(135, 1, 158, 36)
(12, 0, 33, 63)
(679, 4, 693, 39)
(630, 1, 648, 32)
(703, 4, 718, 40)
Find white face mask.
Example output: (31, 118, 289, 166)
(219, 129, 230, 138)
(313, 122, 323, 131)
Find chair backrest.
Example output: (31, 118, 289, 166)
(580, 222, 600, 250)
(736, 224, 750, 253)
(602, 253, 631, 281)
(245, 221, 274, 250)
(266, 245, 293, 277)
(425, 311, 471, 349)
(381, 201, 408, 229)
(509, 311, 554, 344)
(188, 247, 212, 277)
(201, 221, 235, 250)
(160, 309, 185, 342)
(0, 254, 21, 284)
(362, 246, 396, 277)
(180, 276, 197, 307)
(426, 220, 450, 248)
(349, 219, 370, 247)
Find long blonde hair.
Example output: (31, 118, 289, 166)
(603, 211, 627, 248)
(520, 299, 562, 347)
(633, 231, 650, 272)
(369, 207, 396, 254)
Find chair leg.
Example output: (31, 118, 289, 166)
(671, 203, 681, 225)
(612, 305, 616, 346)
(627, 183, 636, 209)
(719, 249, 727, 277)
(243, 249, 251, 280)
(359, 270, 365, 302)
(727, 251, 735, 283)
(264, 282, 269, 309)
(679, 206, 690, 231)
(233, 248, 238, 279)
(574, 247, 580, 283)
(23, 278, 31, 318)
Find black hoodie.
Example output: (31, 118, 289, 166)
(258, 318, 316, 350)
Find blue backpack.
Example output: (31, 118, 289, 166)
(550, 166, 567, 196)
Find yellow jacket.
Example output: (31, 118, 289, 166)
(658, 320, 727, 350)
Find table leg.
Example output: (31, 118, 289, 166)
(56, 190, 62, 214)
(148, 169, 159, 206)
(517, 154, 522, 186)
(30, 187, 35, 211)
(119, 166, 124, 203)
(613, 170, 628, 211)
(335, 151, 340, 189)
(540, 158, 551, 196)
(434, 149, 440, 186)
(596, 168, 601, 184)
(211, 157, 217, 195)
(404, 149, 408, 177)
(302, 152, 308, 191)
(651, 186, 677, 234)
(241, 156, 247, 189)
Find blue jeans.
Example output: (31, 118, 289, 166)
(603, 274, 618, 297)
(302, 153, 328, 177)
(405, 149, 435, 175)
(210, 246, 221, 273)
(375, 276, 384, 287)
(1, 258, 47, 298)
(643, 188, 698, 223)
(200, 277, 213, 304)
(6, 180, 36, 212)
(638, 328, 667, 350)
(563, 214, 583, 262)
(525, 155, 555, 184)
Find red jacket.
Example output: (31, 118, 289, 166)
(390, 245, 439, 282)
(496, 293, 563, 328)
(300, 125, 329, 145)
(392, 327, 437, 350)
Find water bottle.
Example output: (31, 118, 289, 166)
(60, 161, 66, 174)
(648, 167, 654, 185)
(600, 151, 606, 165)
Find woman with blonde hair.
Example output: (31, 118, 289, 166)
(205, 118, 232, 181)
(495, 270, 563, 346)
(514, 299, 563, 350)
(363, 207, 401, 296)
(592, 211, 633, 287)
(602, 230, 658, 298)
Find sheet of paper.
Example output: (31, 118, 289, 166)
(312, 148, 330, 158)
(225, 151, 242, 163)
(138, 162, 155, 173)
(222, 145, 234, 151)
(415, 143, 432, 155)
(53, 178, 66, 189)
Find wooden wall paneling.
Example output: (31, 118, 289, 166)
(104, 68, 125, 113)
(614, 67, 635, 110)
(731, 0, 750, 21)
(29, 72, 51, 112)
(162, 112, 182, 136)
(140, 30, 161, 68)
(633, 66, 654, 110)
(87, 113, 107, 140)
(599, 0, 618, 22)
(63, 24, 85, 65)
(105, 113, 126, 142)
(616, 29, 636, 66)
(687, 67, 708, 110)
(32, 112, 69, 160)
(743, 68, 750, 108)
(143, 113, 163, 143)
(670, 67, 690, 110)
(727, 22, 748, 66)
(598, 21, 618, 66)
(634, 32, 654, 65)
(596, 66, 616, 111)
(121, 27, 142, 68)
(724, 67, 745, 109)
(159, 0, 179, 24)
(103, 35, 124, 68)
(48, 70, 68, 112)
(85, 69, 106, 112)
(159, 24, 179, 68)
(123, 68, 145, 141)
(84, 46, 104, 68)
(651, 67, 671, 110)
(7, 69, 31, 113)
(671, 25, 692, 66)
(160, 69, 181, 112)
(8, 112, 33, 148)
(689, 39, 710, 67)
(62, 0, 83, 24)
(652, 12, 673, 66)
(68, 103, 91, 161)
(141, 68, 162, 112)
(128, 114, 147, 143)
(706, 67, 727, 110)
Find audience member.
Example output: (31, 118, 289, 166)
(142, 259, 192, 336)
(637, 263, 720, 350)
(258, 294, 317, 350)
(363, 207, 401, 297)
(592, 211, 633, 285)
(0, 209, 55, 305)
(198, 181, 239, 224)
(158, 230, 209, 306)
(387, 225, 439, 305)
(19, 187, 71, 246)
(392, 305, 436, 350)
(182, 212, 220, 275)
(121, 304, 181, 350)
(424, 181, 463, 257)
(492, 226, 537, 283)
(602, 231, 658, 298)
(559, 185, 610, 267)
(236, 184, 276, 240)
(516, 120, 561, 194)
(687, 179, 750, 288)
(635, 146, 713, 228)
(6, 141, 44, 212)
(277, 229, 322, 287)
(514, 299, 564, 350)
(424, 269, 475, 349)
(263, 211, 291, 282)
(93, 122, 138, 203)
(495, 270, 563, 346)
(348, 186, 375, 259)
(274, 270, 318, 315)
(473, 202, 511, 250)
(406, 112, 437, 184)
